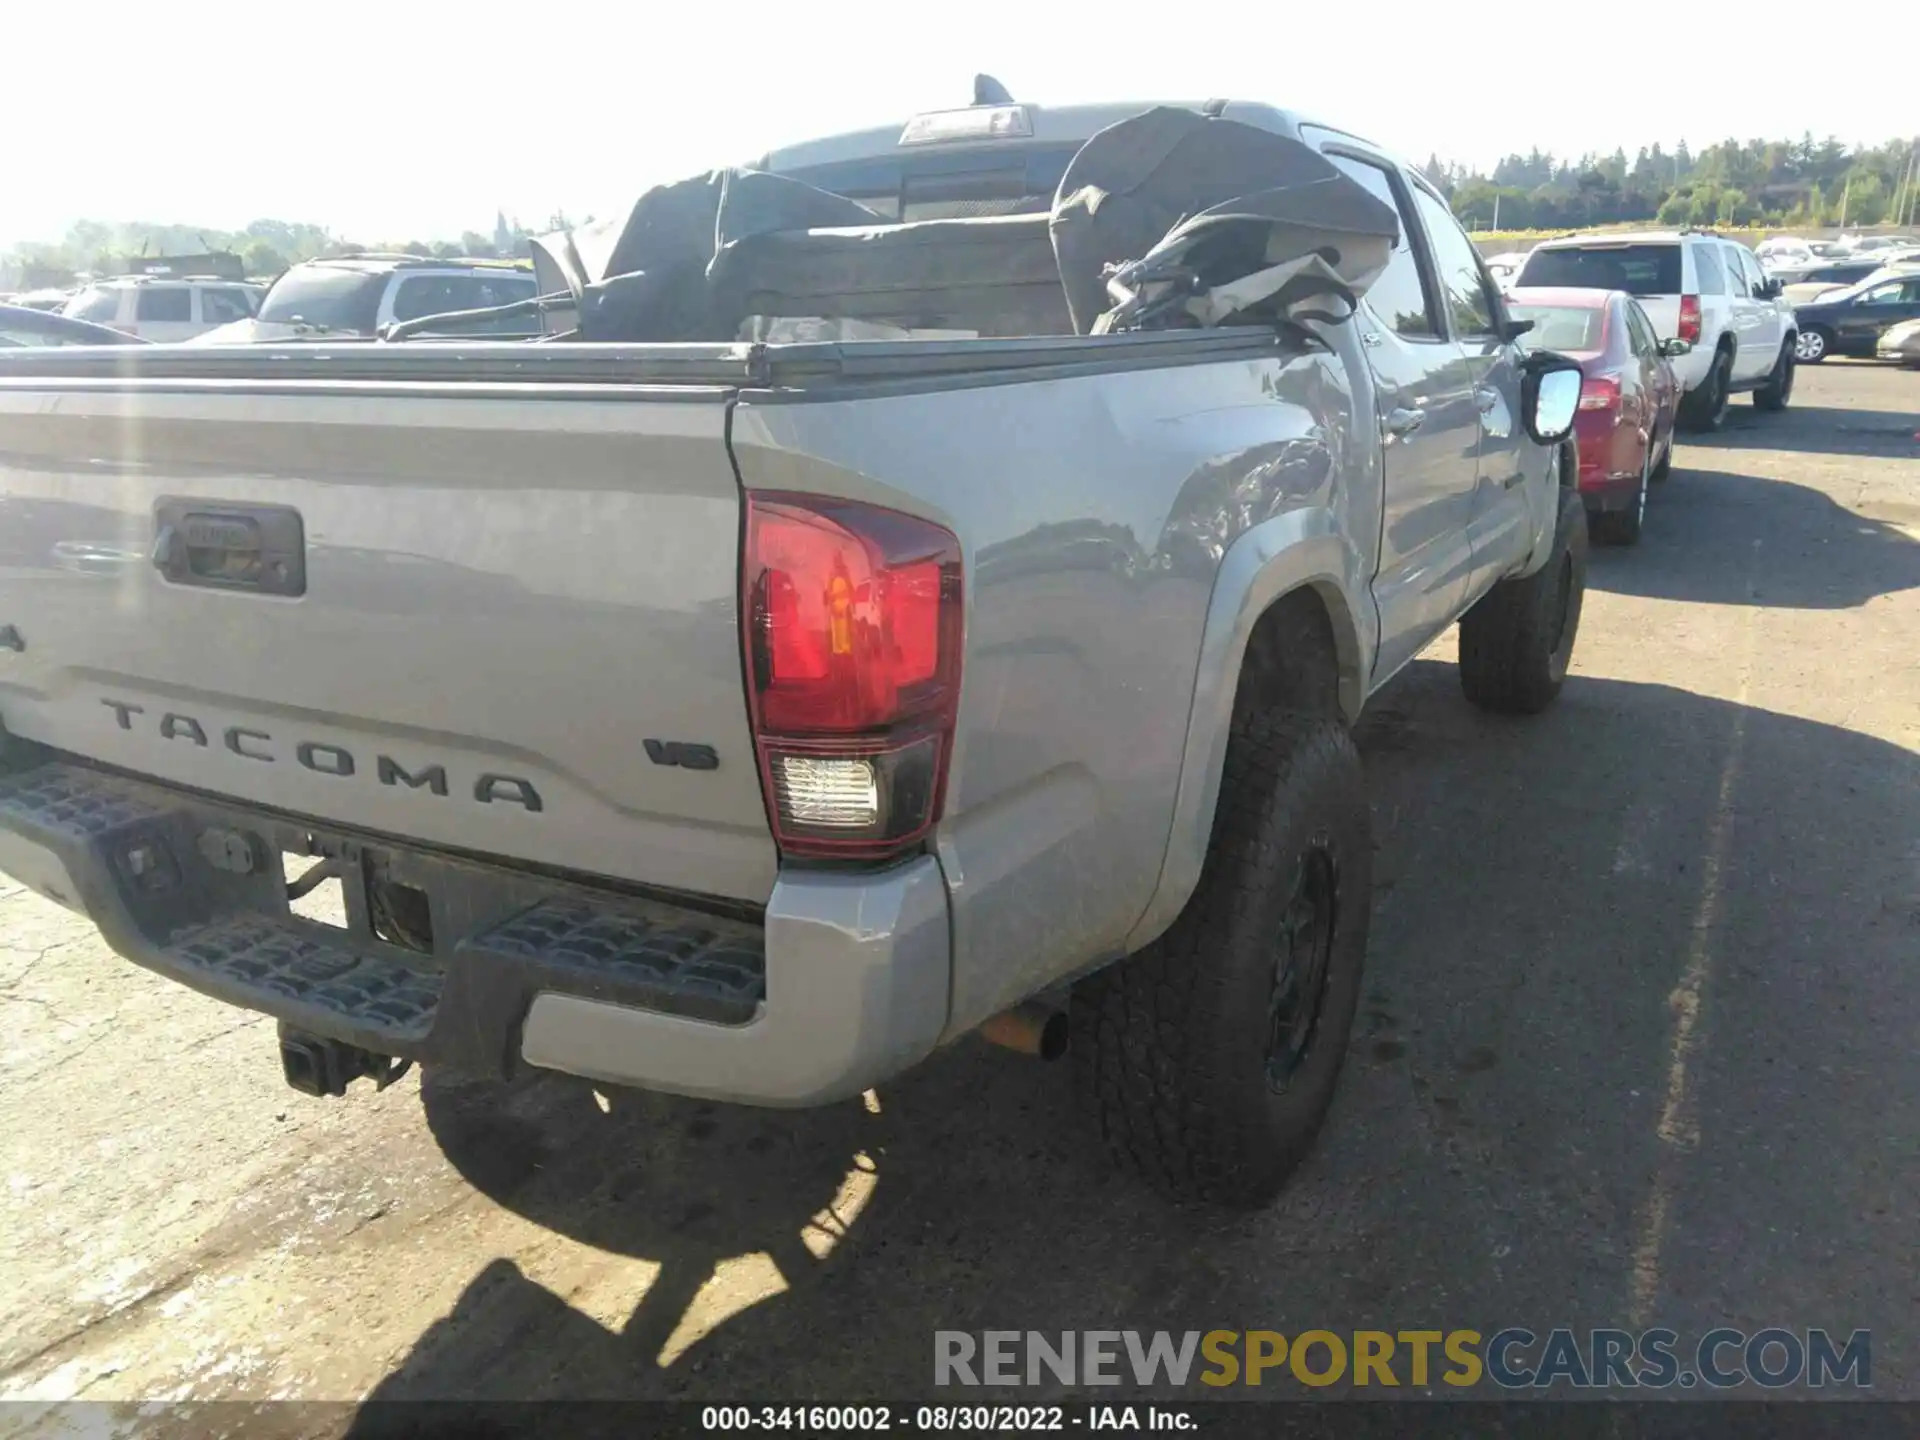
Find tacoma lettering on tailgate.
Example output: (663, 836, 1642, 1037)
(98, 698, 544, 811)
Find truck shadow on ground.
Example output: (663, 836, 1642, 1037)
(350, 662, 1920, 1411)
(1585, 468, 1920, 609)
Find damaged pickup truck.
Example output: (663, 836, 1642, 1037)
(0, 98, 1587, 1205)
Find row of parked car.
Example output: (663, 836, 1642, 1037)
(0, 255, 539, 349)
(7, 232, 1913, 572)
(1487, 227, 1920, 551)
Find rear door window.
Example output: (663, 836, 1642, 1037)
(1693, 245, 1727, 296)
(1724, 245, 1761, 297)
(1322, 153, 1440, 338)
(135, 287, 192, 322)
(1517, 244, 1683, 296)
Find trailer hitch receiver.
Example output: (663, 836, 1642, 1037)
(278, 1023, 412, 1098)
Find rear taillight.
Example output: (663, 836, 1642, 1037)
(1677, 294, 1702, 345)
(743, 493, 963, 861)
(1578, 374, 1622, 411)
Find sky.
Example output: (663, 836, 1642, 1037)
(6, 2, 1914, 248)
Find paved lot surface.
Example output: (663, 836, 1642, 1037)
(1, 363, 1915, 1422)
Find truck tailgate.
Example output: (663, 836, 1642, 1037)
(0, 379, 776, 903)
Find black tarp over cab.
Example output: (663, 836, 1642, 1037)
(532, 107, 1400, 343)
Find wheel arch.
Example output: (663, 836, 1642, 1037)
(1121, 518, 1373, 954)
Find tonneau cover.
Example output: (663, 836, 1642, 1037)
(534, 107, 1400, 342)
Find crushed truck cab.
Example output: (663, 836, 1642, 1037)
(0, 99, 1587, 1204)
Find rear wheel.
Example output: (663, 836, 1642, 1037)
(1591, 444, 1650, 547)
(1680, 348, 1732, 432)
(1754, 340, 1796, 411)
(1459, 487, 1589, 714)
(1071, 707, 1372, 1208)
(1794, 327, 1831, 364)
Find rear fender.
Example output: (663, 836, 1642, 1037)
(1121, 514, 1372, 954)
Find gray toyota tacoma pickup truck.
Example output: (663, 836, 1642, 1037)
(0, 97, 1587, 1205)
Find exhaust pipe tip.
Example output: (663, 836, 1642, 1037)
(978, 1002, 1070, 1062)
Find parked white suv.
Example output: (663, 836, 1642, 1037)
(1514, 231, 1797, 430)
(61, 276, 265, 342)
(193, 255, 539, 344)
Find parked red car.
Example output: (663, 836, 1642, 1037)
(1504, 287, 1688, 546)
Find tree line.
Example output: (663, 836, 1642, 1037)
(8, 133, 1918, 287)
(1423, 134, 1919, 233)
(1, 211, 577, 288)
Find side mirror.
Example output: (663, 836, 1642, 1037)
(1501, 316, 1536, 344)
(1521, 352, 1583, 445)
(1758, 279, 1783, 301)
(1660, 337, 1693, 358)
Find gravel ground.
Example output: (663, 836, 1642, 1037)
(0, 361, 1915, 1425)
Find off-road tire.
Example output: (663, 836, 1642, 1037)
(1070, 710, 1372, 1208)
(1680, 347, 1733, 432)
(1753, 340, 1795, 411)
(1459, 487, 1588, 714)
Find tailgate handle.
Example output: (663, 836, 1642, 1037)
(152, 500, 307, 598)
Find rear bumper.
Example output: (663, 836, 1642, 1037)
(1573, 413, 1643, 495)
(1579, 482, 1642, 514)
(0, 753, 950, 1108)
(1668, 343, 1713, 393)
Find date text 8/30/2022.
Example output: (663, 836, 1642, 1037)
(701, 1405, 1195, 1431)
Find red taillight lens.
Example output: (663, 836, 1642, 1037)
(1578, 374, 1622, 411)
(1677, 294, 1702, 345)
(744, 493, 962, 860)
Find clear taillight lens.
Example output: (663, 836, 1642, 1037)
(744, 494, 962, 861)
(1578, 374, 1622, 411)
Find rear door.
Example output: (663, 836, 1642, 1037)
(1401, 182, 1533, 604)
(0, 369, 777, 902)
(1319, 148, 1481, 683)
(1690, 242, 1737, 363)
(1720, 243, 1778, 382)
